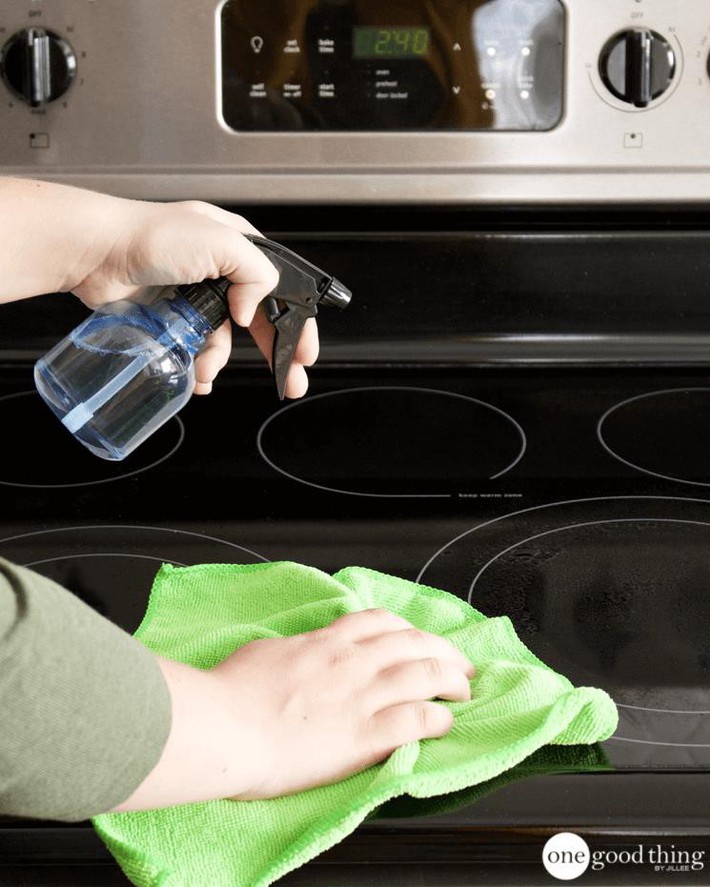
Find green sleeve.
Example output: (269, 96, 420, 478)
(0, 557, 172, 822)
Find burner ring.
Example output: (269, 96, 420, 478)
(1, 526, 270, 634)
(418, 496, 710, 749)
(0, 391, 185, 488)
(597, 387, 710, 488)
(467, 516, 710, 715)
(23, 552, 189, 569)
(257, 385, 527, 498)
(0, 524, 269, 564)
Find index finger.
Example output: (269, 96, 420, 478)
(187, 204, 280, 325)
(219, 232, 280, 327)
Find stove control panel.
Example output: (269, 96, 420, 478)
(0, 0, 710, 205)
(220, 0, 564, 132)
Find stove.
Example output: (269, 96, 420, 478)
(1, 217, 710, 885)
(3, 0, 710, 883)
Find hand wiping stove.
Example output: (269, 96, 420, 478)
(92, 561, 618, 887)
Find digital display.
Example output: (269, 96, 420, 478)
(353, 27, 430, 59)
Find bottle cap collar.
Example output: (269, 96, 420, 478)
(175, 278, 231, 331)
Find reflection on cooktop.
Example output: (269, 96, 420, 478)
(257, 386, 526, 497)
(598, 389, 710, 488)
(418, 497, 710, 764)
(372, 744, 612, 822)
(0, 391, 184, 488)
(0, 526, 268, 634)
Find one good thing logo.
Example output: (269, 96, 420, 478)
(542, 832, 591, 880)
(542, 833, 707, 880)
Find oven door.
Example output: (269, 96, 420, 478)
(1, 205, 710, 886)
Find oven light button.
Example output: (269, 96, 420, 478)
(598, 28, 675, 108)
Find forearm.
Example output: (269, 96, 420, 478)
(0, 559, 172, 822)
(0, 557, 250, 821)
(0, 177, 133, 302)
(109, 657, 249, 813)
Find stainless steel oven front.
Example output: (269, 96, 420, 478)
(0, 0, 709, 203)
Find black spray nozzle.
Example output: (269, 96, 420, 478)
(176, 236, 351, 400)
(319, 276, 352, 310)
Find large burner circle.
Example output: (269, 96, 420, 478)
(257, 386, 526, 497)
(598, 388, 710, 488)
(0, 525, 268, 634)
(0, 391, 184, 488)
(418, 497, 710, 751)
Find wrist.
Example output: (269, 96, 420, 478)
(110, 656, 249, 813)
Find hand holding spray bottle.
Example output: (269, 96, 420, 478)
(34, 236, 351, 461)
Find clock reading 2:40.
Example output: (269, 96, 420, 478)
(353, 27, 430, 59)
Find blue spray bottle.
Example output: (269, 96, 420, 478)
(34, 235, 351, 461)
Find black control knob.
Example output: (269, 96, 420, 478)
(599, 29, 675, 108)
(1, 27, 76, 107)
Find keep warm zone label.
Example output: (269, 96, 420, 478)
(542, 832, 706, 881)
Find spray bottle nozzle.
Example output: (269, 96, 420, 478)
(244, 234, 351, 399)
(175, 236, 351, 400)
(319, 277, 352, 311)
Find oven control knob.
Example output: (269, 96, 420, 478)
(598, 28, 675, 108)
(1, 27, 76, 107)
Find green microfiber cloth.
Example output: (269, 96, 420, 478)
(92, 561, 618, 887)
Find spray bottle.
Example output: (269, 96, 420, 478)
(34, 235, 351, 461)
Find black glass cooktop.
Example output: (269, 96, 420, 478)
(2, 361, 710, 879)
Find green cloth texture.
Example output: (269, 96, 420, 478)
(92, 561, 619, 887)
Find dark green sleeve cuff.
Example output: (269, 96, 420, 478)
(0, 557, 172, 822)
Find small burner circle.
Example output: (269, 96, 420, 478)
(0, 391, 184, 488)
(598, 388, 710, 488)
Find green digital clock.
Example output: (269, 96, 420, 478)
(353, 27, 430, 59)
